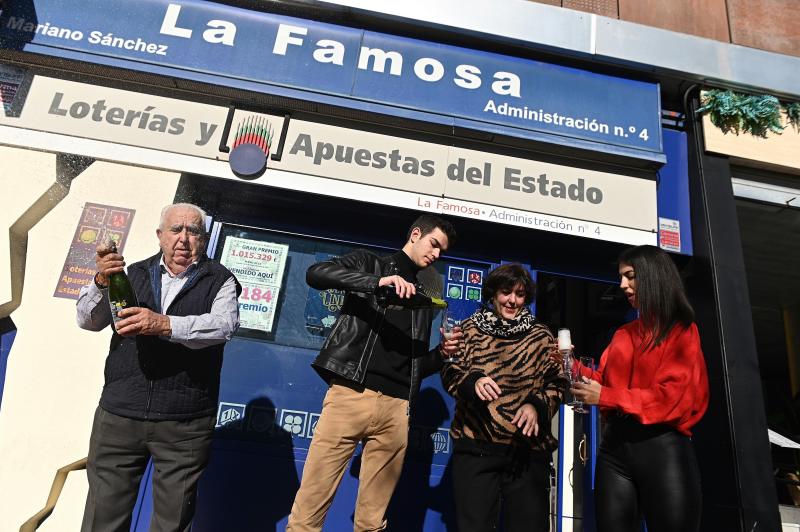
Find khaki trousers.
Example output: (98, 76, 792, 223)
(287, 382, 409, 532)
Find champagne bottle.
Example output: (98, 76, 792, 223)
(375, 284, 447, 310)
(106, 241, 138, 325)
(557, 328, 573, 376)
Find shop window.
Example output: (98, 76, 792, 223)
(735, 197, 800, 507)
(212, 223, 491, 352)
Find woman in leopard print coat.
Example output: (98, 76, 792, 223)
(441, 263, 565, 532)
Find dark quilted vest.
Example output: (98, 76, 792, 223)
(99, 253, 239, 421)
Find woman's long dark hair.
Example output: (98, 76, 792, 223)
(618, 245, 694, 348)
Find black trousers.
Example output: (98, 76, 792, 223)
(452, 443, 551, 532)
(595, 417, 702, 532)
(81, 406, 215, 532)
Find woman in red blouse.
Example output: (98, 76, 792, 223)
(571, 245, 709, 532)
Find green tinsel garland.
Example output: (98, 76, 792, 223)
(697, 89, 799, 138)
(786, 102, 800, 132)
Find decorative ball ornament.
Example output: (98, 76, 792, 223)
(230, 143, 267, 180)
(228, 115, 274, 179)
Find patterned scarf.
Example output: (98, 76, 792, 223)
(472, 306, 536, 339)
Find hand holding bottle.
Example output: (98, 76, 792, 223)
(377, 274, 416, 298)
(94, 240, 126, 287)
(375, 275, 447, 309)
(96, 240, 140, 331)
(115, 307, 171, 338)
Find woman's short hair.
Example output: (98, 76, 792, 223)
(618, 245, 694, 346)
(482, 263, 536, 306)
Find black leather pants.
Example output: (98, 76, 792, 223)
(452, 440, 551, 532)
(594, 416, 702, 532)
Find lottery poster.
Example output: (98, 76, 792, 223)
(221, 237, 289, 332)
(54, 202, 135, 300)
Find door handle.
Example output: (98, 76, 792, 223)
(579, 434, 587, 466)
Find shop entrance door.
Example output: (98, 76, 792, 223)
(535, 271, 633, 532)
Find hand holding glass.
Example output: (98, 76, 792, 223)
(441, 309, 461, 364)
(558, 328, 588, 413)
(569, 357, 592, 414)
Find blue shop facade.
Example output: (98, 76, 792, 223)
(0, 1, 779, 531)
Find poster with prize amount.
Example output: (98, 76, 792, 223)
(220, 237, 289, 333)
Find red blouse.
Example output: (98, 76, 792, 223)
(580, 320, 709, 436)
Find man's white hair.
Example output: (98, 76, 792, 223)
(159, 203, 207, 231)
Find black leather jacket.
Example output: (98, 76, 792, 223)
(306, 249, 443, 405)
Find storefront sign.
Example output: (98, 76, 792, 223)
(0, 0, 662, 159)
(273, 121, 657, 233)
(54, 202, 135, 299)
(220, 237, 288, 333)
(1, 75, 658, 244)
(0, 76, 231, 157)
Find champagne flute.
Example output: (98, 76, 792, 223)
(569, 357, 591, 414)
(558, 328, 586, 413)
(441, 308, 461, 363)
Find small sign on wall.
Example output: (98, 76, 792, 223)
(658, 217, 681, 253)
(219, 237, 289, 333)
(54, 202, 135, 300)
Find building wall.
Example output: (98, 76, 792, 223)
(529, 0, 800, 57)
(726, 0, 800, 58)
(702, 113, 800, 174)
(619, 0, 730, 42)
(0, 148, 180, 530)
(0, 147, 56, 307)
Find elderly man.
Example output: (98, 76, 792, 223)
(77, 202, 240, 532)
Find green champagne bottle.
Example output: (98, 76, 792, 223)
(375, 284, 447, 310)
(106, 241, 138, 325)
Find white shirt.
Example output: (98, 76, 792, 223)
(76, 255, 239, 349)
